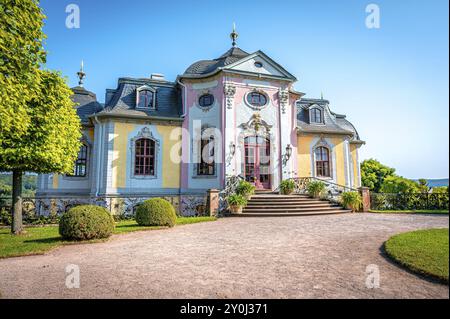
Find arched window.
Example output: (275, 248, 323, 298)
(137, 89, 154, 109)
(197, 133, 215, 176)
(315, 146, 331, 177)
(135, 138, 155, 176)
(71, 143, 88, 177)
(310, 108, 323, 123)
(246, 91, 268, 108)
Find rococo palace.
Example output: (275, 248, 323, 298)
(37, 29, 365, 216)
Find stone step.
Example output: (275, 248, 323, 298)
(242, 206, 346, 213)
(230, 210, 352, 217)
(245, 203, 339, 209)
(252, 194, 311, 198)
(248, 199, 329, 205)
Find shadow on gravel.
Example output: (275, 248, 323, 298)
(379, 243, 448, 286)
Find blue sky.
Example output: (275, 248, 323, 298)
(40, 0, 449, 179)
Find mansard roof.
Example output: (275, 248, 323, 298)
(297, 98, 364, 143)
(95, 78, 183, 121)
(71, 86, 103, 125)
(182, 47, 296, 81)
(184, 47, 250, 76)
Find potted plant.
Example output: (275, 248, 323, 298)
(227, 194, 248, 214)
(235, 180, 256, 199)
(307, 181, 326, 198)
(279, 179, 296, 195)
(340, 191, 363, 212)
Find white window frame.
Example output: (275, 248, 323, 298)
(136, 85, 157, 110)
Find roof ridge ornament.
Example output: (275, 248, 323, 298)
(77, 60, 86, 87)
(230, 22, 238, 47)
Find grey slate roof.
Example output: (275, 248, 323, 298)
(184, 47, 250, 76)
(297, 98, 364, 143)
(71, 86, 103, 124)
(96, 78, 182, 120)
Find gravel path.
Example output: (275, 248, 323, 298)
(0, 213, 448, 299)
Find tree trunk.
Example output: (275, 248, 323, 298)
(11, 170, 23, 235)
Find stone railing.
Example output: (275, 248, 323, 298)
(281, 177, 359, 203)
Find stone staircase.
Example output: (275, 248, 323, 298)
(232, 193, 352, 217)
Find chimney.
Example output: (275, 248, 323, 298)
(150, 73, 165, 81)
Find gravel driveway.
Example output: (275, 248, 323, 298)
(0, 213, 448, 299)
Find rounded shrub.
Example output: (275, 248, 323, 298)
(59, 205, 115, 240)
(135, 198, 177, 227)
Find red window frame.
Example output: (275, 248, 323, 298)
(315, 146, 330, 177)
(135, 138, 155, 176)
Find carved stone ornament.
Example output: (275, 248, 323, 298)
(224, 84, 236, 110)
(279, 89, 289, 114)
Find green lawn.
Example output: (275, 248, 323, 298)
(385, 228, 449, 283)
(0, 216, 216, 259)
(370, 210, 449, 214)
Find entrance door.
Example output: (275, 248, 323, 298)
(244, 136, 271, 190)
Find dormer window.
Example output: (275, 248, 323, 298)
(136, 86, 156, 109)
(310, 107, 323, 124)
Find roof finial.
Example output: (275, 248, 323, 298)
(321, 91, 324, 100)
(230, 22, 238, 47)
(77, 60, 86, 87)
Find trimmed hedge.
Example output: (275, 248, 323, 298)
(59, 205, 115, 240)
(136, 198, 177, 227)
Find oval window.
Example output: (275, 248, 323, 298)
(246, 92, 268, 108)
(199, 94, 214, 108)
(254, 61, 263, 68)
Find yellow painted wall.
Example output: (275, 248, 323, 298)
(112, 122, 181, 189)
(87, 128, 95, 142)
(112, 122, 131, 188)
(297, 135, 314, 177)
(330, 137, 346, 185)
(350, 144, 360, 187)
(157, 125, 181, 188)
(52, 174, 59, 189)
(297, 134, 347, 185)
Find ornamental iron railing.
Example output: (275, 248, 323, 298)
(370, 192, 449, 211)
(0, 194, 207, 223)
(218, 175, 245, 213)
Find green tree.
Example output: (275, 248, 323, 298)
(380, 176, 421, 194)
(361, 159, 396, 193)
(417, 178, 430, 194)
(432, 186, 449, 194)
(0, 0, 81, 234)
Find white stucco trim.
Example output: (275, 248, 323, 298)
(310, 137, 337, 184)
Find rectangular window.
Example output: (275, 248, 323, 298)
(135, 138, 155, 176)
(70, 144, 88, 177)
(197, 137, 215, 176)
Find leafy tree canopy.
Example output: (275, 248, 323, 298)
(0, 0, 47, 143)
(361, 159, 396, 192)
(432, 186, 449, 194)
(0, 0, 82, 234)
(0, 69, 81, 173)
(380, 175, 421, 194)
